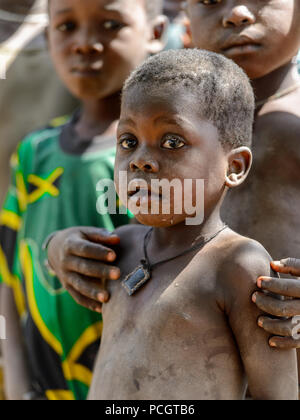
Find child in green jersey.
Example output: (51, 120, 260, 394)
(0, 0, 166, 400)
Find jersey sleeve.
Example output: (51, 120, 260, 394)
(0, 145, 28, 316)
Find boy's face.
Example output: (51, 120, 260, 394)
(115, 87, 228, 228)
(186, 0, 300, 79)
(48, 0, 160, 100)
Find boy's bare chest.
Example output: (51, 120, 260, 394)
(103, 254, 226, 348)
(92, 254, 244, 400)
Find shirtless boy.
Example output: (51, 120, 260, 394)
(185, 0, 300, 378)
(88, 50, 298, 400)
(0, 0, 166, 400)
(47, 0, 300, 351)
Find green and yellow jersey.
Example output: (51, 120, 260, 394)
(0, 114, 131, 400)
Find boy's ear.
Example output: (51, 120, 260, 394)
(225, 147, 253, 188)
(147, 15, 169, 55)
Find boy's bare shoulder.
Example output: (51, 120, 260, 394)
(259, 87, 300, 118)
(255, 92, 300, 154)
(257, 88, 300, 137)
(215, 230, 273, 308)
(219, 230, 272, 273)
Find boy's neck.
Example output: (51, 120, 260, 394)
(149, 206, 225, 258)
(75, 92, 121, 139)
(252, 60, 299, 106)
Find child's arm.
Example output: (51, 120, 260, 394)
(0, 144, 32, 399)
(1, 284, 31, 400)
(223, 240, 298, 400)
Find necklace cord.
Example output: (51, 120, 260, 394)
(142, 225, 228, 272)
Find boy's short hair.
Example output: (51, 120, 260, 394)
(48, 0, 163, 21)
(124, 49, 255, 149)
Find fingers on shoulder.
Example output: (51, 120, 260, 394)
(273, 258, 300, 276)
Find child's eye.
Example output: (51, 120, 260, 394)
(161, 135, 186, 150)
(199, 0, 222, 5)
(103, 20, 124, 31)
(56, 21, 77, 32)
(119, 137, 138, 150)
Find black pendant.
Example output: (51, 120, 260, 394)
(122, 265, 151, 296)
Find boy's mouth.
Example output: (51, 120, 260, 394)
(221, 35, 261, 56)
(71, 61, 103, 77)
(127, 182, 163, 201)
(128, 187, 162, 200)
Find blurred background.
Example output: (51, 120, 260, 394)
(0, 0, 298, 402)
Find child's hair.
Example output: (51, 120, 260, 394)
(48, 0, 163, 21)
(124, 49, 255, 149)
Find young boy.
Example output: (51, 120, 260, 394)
(185, 0, 300, 260)
(185, 0, 300, 386)
(46, 0, 300, 353)
(0, 0, 166, 400)
(88, 49, 298, 400)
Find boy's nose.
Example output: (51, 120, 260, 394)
(73, 41, 104, 56)
(129, 157, 159, 173)
(223, 5, 256, 28)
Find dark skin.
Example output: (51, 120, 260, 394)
(185, 0, 300, 347)
(2, 0, 166, 399)
(47, 0, 166, 139)
(89, 87, 298, 400)
(48, 0, 300, 350)
(44, 0, 166, 301)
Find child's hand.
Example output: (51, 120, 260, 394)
(254, 258, 300, 349)
(47, 227, 121, 313)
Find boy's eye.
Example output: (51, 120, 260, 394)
(103, 20, 124, 31)
(57, 21, 77, 32)
(199, 0, 222, 5)
(161, 135, 186, 150)
(119, 137, 138, 150)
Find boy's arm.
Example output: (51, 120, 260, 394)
(252, 111, 300, 347)
(223, 241, 298, 400)
(0, 145, 31, 399)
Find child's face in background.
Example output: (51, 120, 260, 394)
(186, 0, 300, 79)
(48, 0, 160, 100)
(115, 86, 228, 228)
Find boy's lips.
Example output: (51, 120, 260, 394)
(71, 62, 103, 76)
(221, 35, 262, 56)
(127, 181, 163, 200)
(128, 187, 162, 200)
